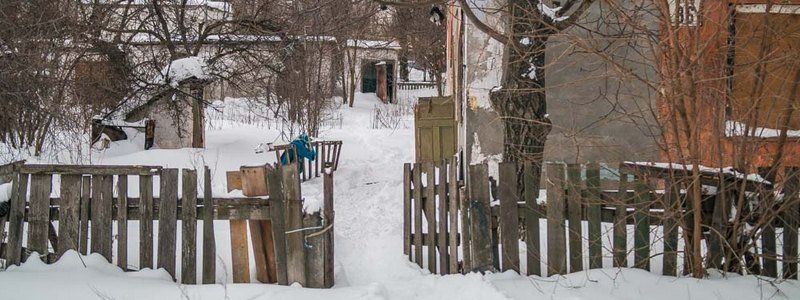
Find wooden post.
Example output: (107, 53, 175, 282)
(403, 163, 412, 258)
(424, 162, 437, 273)
(613, 164, 629, 268)
(283, 164, 307, 286)
(139, 174, 154, 269)
(117, 175, 128, 270)
(545, 163, 567, 276)
(90, 175, 113, 261)
(585, 163, 602, 269)
(412, 163, 423, 267)
(5, 172, 27, 265)
(447, 158, 459, 274)
(708, 176, 728, 270)
(783, 167, 799, 279)
(524, 162, 542, 276)
(323, 166, 335, 287)
(268, 166, 289, 285)
(58, 174, 82, 258)
(662, 179, 679, 276)
(468, 163, 493, 272)
(498, 162, 520, 273)
(633, 174, 651, 271)
(566, 163, 583, 273)
(28, 174, 52, 259)
(437, 161, 449, 274)
(158, 169, 179, 280)
(181, 169, 198, 284)
(202, 166, 217, 284)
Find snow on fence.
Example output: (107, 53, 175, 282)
(403, 160, 800, 279)
(0, 161, 334, 287)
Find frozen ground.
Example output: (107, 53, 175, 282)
(1, 92, 799, 299)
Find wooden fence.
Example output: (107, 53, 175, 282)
(397, 82, 442, 91)
(403, 160, 800, 279)
(0, 162, 334, 287)
(272, 140, 342, 182)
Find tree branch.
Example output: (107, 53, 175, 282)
(458, 0, 509, 45)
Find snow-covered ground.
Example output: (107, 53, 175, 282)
(1, 93, 799, 299)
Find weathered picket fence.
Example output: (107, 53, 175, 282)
(397, 82, 442, 91)
(0, 161, 334, 287)
(403, 160, 800, 279)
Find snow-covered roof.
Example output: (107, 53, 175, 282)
(725, 120, 800, 139)
(626, 161, 770, 184)
(160, 56, 212, 87)
(346, 39, 400, 50)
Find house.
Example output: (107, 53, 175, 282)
(659, 1, 800, 170)
(440, 1, 659, 170)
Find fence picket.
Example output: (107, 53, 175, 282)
(5, 172, 27, 265)
(585, 163, 602, 269)
(524, 162, 542, 276)
(459, 185, 471, 274)
(267, 166, 289, 285)
(202, 166, 217, 284)
(566, 164, 583, 273)
(498, 162, 520, 273)
(437, 161, 449, 274)
(448, 158, 459, 274)
(424, 162, 437, 273)
(403, 163, 412, 258)
(181, 169, 198, 284)
(783, 167, 799, 279)
(633, 174, 651, 270)
(283, 164, 307, 286)
(91, 175, 114, 261)
(58, 174, 81, 257)
(158, 169, 179, 280)
(28, 174, 52, 258)
(80, 176, 91, 255)
(468, 164, 493, 272)
(412, 163, 423, 267)
(117, 175, 128, 270)
(139, 174, 154, 269)
(545, 163, 567, 276)
(614, 164, 629, 268)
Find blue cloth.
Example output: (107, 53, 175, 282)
(280, 133, 316, 173)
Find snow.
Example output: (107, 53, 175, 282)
(470, 133, 503, 179)
(161, 56, 212, 87)
(725, 120, 800, 138)
(2, 92, 800, 299)
(627, 161, 770, 184)
(0, 182, 12, 202)
(537, 1, 569, 22)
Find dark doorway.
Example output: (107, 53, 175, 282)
(386, 62, 394, 103)
(361, 61, 377, 93)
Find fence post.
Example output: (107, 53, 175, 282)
(468, 163, 494, 272)
(181, 169, 198, 284)
(613, 163, 629, 268)
(323, 165, 335, 287)
(117, 175, 128, 270)
(448, 158, 460, 274)
(283, 163, 307, 286)
(28, 174, 52, 259)
(157, 169, 179, 280)
(437, 160, 450, 274)
(498, 162, 520, 273)
(267, 166, 288, 285)
(585, 163, 602, 269)
(58, 174, 82, 258)
(783, 167, 800, 279)
(633, 174, 651, 271)
(139, 173, 154, 269)
(545, 163, 567, 276)
(524, 162, 542, 276)
(662, 179, 679, 276)
(566, 163, 583, 273)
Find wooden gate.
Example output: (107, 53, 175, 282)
(414, 96, 457, 164)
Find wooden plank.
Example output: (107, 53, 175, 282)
(157, 169, 179, 280)
(239, 165, 273, 283)
(139, 174, 154, 269)
(283, 164, 307, 286)
(545, 163, 567, 276)
(27, 174, 51, 259)
(20, 164, 161, 175)
(117, 175, 128, 270)
(424, 162, 437, 272)
(323, 167, 335, 287)
(403, 163, 412, 258)
(202, 166, 217, 284)
(523, 162, 541, 276)
(90, 175, 114, 261)
(566, 163, 583, 273)
(585, 163, 602, 269)
(249, 219, 269, 283)
(633, 174, 651, 270)
(304, 212, 325, 288)
(412, 163, 423, 267)
(79, 176, 90, 255)
(181, 169, 198, 284)
(58, 174, 82, 258)
(267, 166, 288, 285)
(459, 185, 471, 274)
(783, 167, 799, 279)
(762, 220, 778, 277)
(662, 180, 679, 276)
(437, 161, 449, 274)
(447, 158, 459, 274)
(226, 171, 243, 191)
(230, 220, 250, 283)
(498, 162, 520, 273)
(468, 163, 493, 272)
(613, 164, 629, 268)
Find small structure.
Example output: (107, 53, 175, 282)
(343, 40, 400, 103)
(125, 56, 213, 149)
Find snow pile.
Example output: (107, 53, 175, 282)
(725, 120, 800, 138)
(0, 182, 12, 202)
(161, 56, 212, 87)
